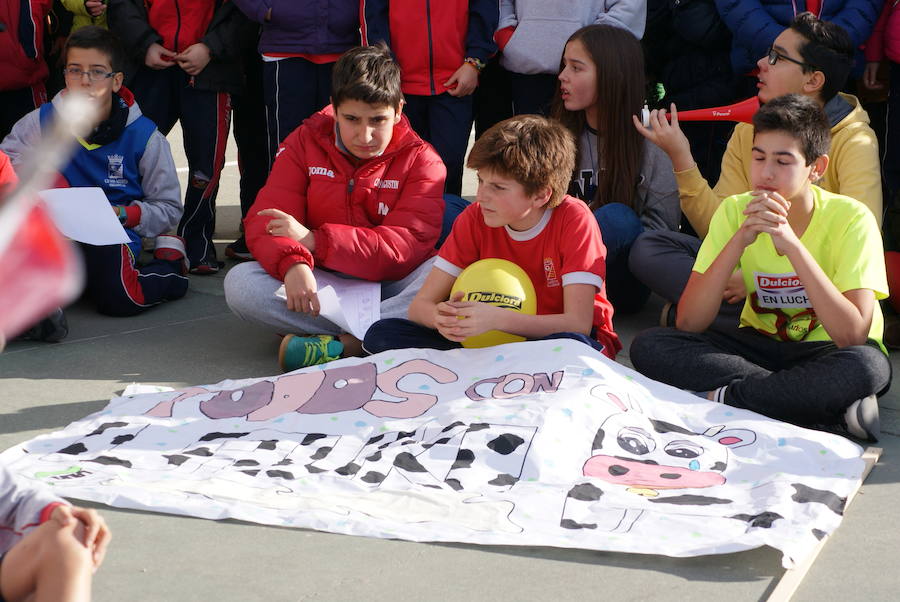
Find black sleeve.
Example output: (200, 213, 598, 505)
(107, 0, 162, 61)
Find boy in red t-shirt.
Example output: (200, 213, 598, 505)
(364, 115, 620, 358)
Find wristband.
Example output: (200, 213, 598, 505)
(116, 205, 127, 224)
(464, 57, 485, 73)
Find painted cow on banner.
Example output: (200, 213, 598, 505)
(561, 385, 765, 532)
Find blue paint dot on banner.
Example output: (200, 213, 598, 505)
(581, 368, 594, 376)
(354, 421, 367, 427)
(155, 442, 166, 446)
(562, 408, 573, 417)
(418, 384, 430, 390)
(724, 411, 734, 416)
(777, 438, 786, 446)
(273, 417, 285, 423)
(495, 355, 504, 362)
(505, 415, 516, 420)
(42, 442, 53, 447)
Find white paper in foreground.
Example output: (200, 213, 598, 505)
(39, 188, 130, 245)
(275, 269, 380, 339)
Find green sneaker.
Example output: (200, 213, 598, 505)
(278, 334, 343, 372)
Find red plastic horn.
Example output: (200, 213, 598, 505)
(642, 97, 761, 127)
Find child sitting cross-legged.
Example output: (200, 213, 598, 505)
(364, 115, 620, 358)
(630, 94, 891, 442)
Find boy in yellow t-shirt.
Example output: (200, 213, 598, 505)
(630, 94, 890, 442)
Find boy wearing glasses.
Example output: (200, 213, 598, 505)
(631, 12, 881, 328)
(1, 26, 188, 318)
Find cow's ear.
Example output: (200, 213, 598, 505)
(590, 386, 640, 413)
(705, 426, 756, 448)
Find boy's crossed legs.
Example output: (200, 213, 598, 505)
(630, 326, 891, 436)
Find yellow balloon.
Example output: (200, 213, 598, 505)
(449, 258, 537, 348)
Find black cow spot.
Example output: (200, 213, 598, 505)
(441, 421, 465, 432)
(87, 422, 129, 436)
(310, 446, 332, 461)
(487, 434, 525, 455)
(435, 437, 452, 445)
(421, 443, 435, 449)
(185, 447, 213, 457)
(568, 483, 603, 501)
(394, 452, 428, 472)
(560, 519, 597, 530)
(241, 470, 259, 476)
(710, 461, 727, 472)
(58, 443, 87, 455)
(233, 459, 259, 467)
(467, 423, 490, 432)
(87, 456, 132, 468)
(659, 473, 681, 480)
(649, 420, 695, 435)
(336, 462, 361, 476)
(422, 484, 442, 489)
(648, 494, 732, 506)
(301, 433, 328, 445)
(608, 464, 629, 476)
(305, 464, 326, 474)
(591, 428, 605, 451)
(812, 529, 826, 541)
(397, 430, 417, 439)
(163, 454, 188, 466)
(274, 458, 293, 466)
(367, 434, 385, 445)
(257, 440, 277, 451)
(791, 483, 845, 515)
(266, 470, 294, 480)
(444, 478, 463, 491)
(361, 471, 386, 484)
(366, 450, 383, 462)
(111, 434, 135, 445)
(488, 473, 518, 487)
(730, 511, 783, 528)
(199, 432, 249, 442)
(451, 449, 475, 470)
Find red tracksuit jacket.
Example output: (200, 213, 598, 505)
(245, 105, 446, 282)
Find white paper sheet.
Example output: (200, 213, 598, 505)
(275, 269, 380, 339)
(39, 187, 130, 245)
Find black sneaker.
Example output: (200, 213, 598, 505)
(16, 308, 69, 343)
(225, 236, 253, 261)
(189, 249, 223, 275)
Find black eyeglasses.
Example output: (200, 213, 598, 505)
(63, 67, 117, 82)
(766, 47, 815, 71)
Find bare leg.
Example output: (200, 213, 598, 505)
(339, 333, 363, 357)
(0, 520, 93, 602)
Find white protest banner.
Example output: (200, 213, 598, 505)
(1, 341, 864, 568)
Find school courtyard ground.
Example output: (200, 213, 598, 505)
(1, 126, 899, 601)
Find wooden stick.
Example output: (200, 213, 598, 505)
(765, 446, 882, 602)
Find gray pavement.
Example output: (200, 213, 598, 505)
(1, 125, 899, 601)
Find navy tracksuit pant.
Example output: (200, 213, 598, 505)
(128, 66, 231, 268)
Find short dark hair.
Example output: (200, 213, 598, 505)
(467, 115, 576, 207)
(65, 26, 126, 74)
(790, 12, 853, 102)
(331, 43, 403, 110)
(753, 94, 830, 165)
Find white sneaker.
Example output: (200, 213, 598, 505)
(844, 394, 880, 442)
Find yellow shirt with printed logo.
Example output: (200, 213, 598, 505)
(694, 185, 887, 353)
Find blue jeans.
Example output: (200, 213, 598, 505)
(363, 318, 606, 356)
(438, 194, 470, 249)
(593, 202, 649, 313)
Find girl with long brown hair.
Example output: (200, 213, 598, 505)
(552, 24, 680, 312)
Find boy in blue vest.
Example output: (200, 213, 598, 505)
(1, 26, 188, 317)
